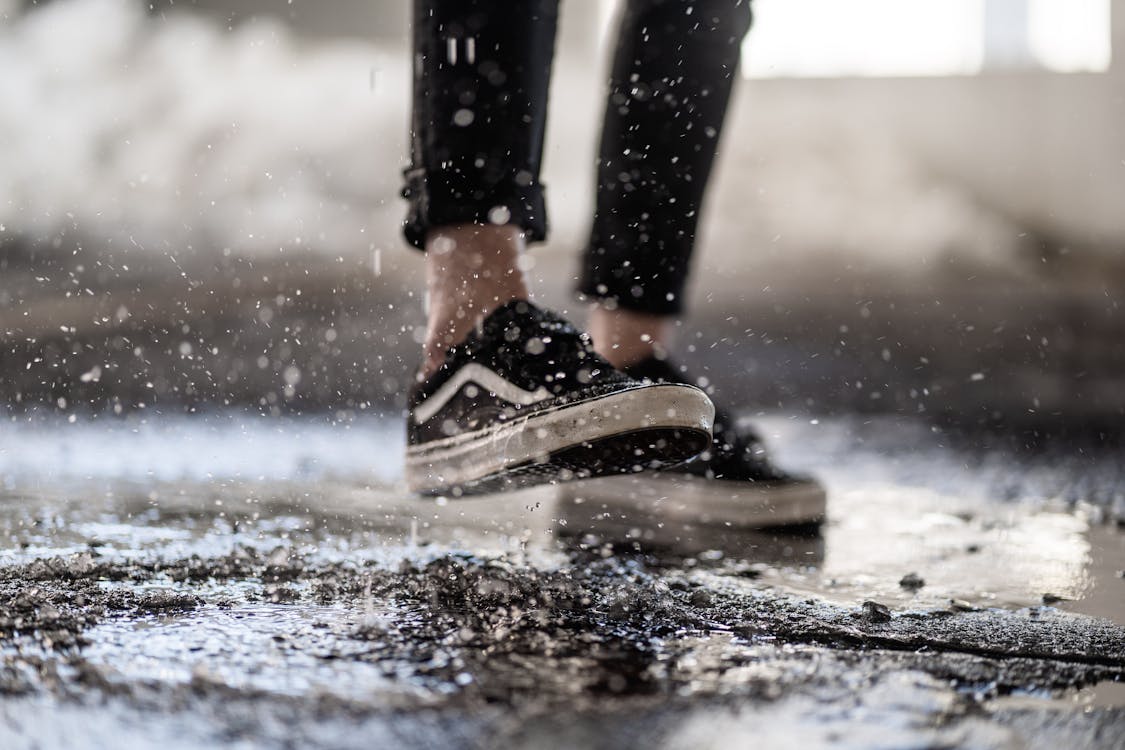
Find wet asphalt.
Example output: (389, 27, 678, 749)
(1, 414, 1122, 749)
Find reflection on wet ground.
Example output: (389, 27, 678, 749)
(1, 414, 1123, 748)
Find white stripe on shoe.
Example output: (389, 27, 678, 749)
(405, 383, 715, 493)
(412, 363, 553, 425)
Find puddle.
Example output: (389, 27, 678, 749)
(82, 604, 415, 701)
(1, 414, 1123, 748)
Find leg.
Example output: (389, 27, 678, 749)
(580, 0, 753, 367)
(423, 224, 529, 378)
(404, 0, 558, 376)
(572, 1, 825, 523)
(400, 0, 716, 495)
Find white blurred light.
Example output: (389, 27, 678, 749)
(743, 0, 1112, 78)
(744, 0, 985, 78)
(1028, 0, 1112, 72)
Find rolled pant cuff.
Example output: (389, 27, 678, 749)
(401, 169, 548, 249)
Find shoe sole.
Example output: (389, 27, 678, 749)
(405, 383, 714, 496)
(557, 471, 827, 529)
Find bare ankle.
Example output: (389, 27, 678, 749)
(587, 303, 674, 370)
(421, 223, 530, 377)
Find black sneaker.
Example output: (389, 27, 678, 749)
(405, 302, 715, 496)
(559, 356, 826, 528)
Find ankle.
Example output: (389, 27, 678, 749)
(421, 224, 530, 377)
(587, 303, 674, 370)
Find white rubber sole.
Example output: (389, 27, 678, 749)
(405, 383, 714, 494)
(557, 470, 827, 529)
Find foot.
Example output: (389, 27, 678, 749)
(560, 356, 826, 528)
(405, 301, 715, 496)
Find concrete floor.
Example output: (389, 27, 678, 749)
(4, 244, 1124, 429)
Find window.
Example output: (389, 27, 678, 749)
(741, 0, 1111, 78)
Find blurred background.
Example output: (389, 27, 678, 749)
(2, 0, 1122, 430)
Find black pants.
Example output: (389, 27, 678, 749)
(403, 0, 752, 316)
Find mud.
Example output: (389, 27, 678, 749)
(1, 415, 1124, 748)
